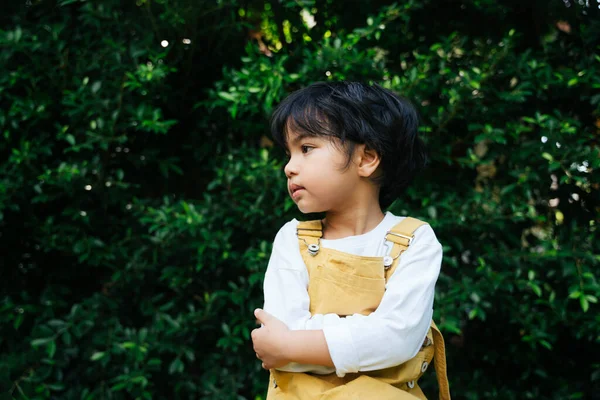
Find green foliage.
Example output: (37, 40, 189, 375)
(1, 0, 599, 399)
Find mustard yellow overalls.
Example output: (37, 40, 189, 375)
(266, 217, 451, 400)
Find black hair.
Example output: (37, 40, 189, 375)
(270, 81, 428, 209)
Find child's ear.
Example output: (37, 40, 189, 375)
(357, 145, 381, 178)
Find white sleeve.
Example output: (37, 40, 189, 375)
(263, 221, 338, 374)
(322, 241, 442, 377)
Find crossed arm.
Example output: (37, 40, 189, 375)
(251, 308, 334, 369)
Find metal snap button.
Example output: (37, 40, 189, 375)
(383, 255, 393, 269)
(308, 244, 320, 256)
(421, 361, 428, 372)
(407, 380, 415, 389)
(273, 378, 278, 388)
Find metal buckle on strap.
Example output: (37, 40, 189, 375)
(385, 231, 414, 246)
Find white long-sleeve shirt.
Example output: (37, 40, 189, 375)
(263, 212, 443, 377)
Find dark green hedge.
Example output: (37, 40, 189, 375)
(1, 1, 599, 399)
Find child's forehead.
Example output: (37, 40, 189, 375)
(284, 128, 322, 146)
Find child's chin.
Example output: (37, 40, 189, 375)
(297, 204, 324, 214)
(296, 203, 309, 214)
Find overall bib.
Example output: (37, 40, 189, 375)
(266, 217, 451, 400)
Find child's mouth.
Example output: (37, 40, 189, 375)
(290, 184, 305, 198)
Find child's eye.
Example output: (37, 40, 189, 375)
(301, 145, 313, 154)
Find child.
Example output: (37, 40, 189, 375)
(251, 82, 450, 399)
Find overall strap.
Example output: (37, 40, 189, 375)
(431, 321, 451, 400)
(297, 220, 322, 246)
(385, 217, 428, 247)
(296, 221, 324, 278)
(384, 217, 429, 278)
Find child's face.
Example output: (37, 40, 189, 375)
(284, 129, 361, 214)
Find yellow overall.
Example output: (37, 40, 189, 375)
(266, 217, 451, 400)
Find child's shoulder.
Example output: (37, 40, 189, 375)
(272, 218, 301, 244)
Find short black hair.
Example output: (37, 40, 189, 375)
(270, 81, 428, 209)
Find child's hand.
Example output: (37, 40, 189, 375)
(251, 308, 291, 370)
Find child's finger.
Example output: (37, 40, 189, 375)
(254, 308, 275, 325)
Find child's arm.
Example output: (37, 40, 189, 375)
(258, 221, 338, 374)
(252, 309, 333, 369)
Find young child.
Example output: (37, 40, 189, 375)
(251, 82, 450, 399)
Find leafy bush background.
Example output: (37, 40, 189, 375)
(1, 1, 599, 399)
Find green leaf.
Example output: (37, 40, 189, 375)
(47, 340, 57, 358)
(221, 323, 230, 335)
(47, 383, 65, 391)
(91, 81, 102, 93)
(540, 340, 552, 350)
(569, 291, 581, 299)
(541, 152, 553, 161)
(90, 351, 105, 361)
(31, 337, 53, 347)
(111, 382, 128, 391)
(580, 296, 589, 312)
(169, 357, 184, 374)
(529, 283, 542, 297)
(59, 0, 80, 6)
(468, 309, 478, 320)
(13, 314, 24, 330)
(218, 91, 237, 102)
(47, 319, 66, 328)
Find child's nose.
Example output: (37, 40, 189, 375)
(284, 158, 298, 178)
